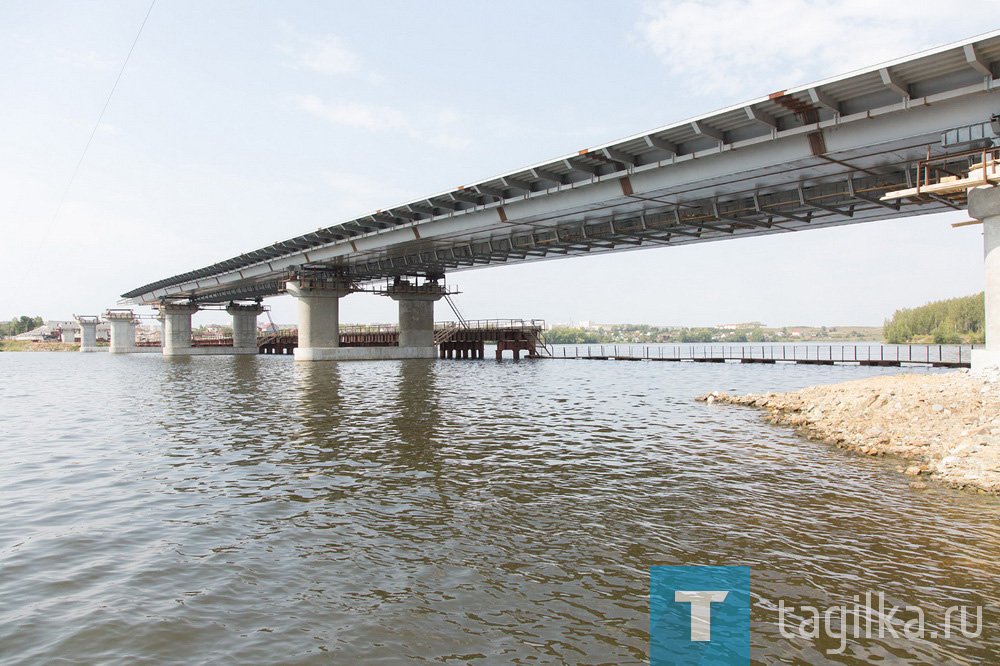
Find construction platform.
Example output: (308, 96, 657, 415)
(257, 319, 551, 360)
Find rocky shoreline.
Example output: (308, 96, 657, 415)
(698, 369, 1000, 494)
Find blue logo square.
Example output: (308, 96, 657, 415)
(650, 566, 755, 665)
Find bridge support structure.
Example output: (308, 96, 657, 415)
(287, 278, 446, 361)
(287, 279, 351, 361)
(387, 284, 445, 356)
(970, 186, 1000, 373)
(106, 310, 139, 353)
(227, 302, 265, 353)
(75, 316, 100, 352)
(59, 327, 76, 344)
(159, 303, 200, 356)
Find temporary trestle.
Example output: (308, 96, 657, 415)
(437, 320, 549, 360)
(255, 319, 548, 360)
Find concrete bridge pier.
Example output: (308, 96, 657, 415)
(227, 302, 265, 353)
(286, 280, 350, 361)
(59, 327, 76, 344)
(388, 284, 445, 359)
(75, 316, 100, 352)
(106, 311, 138, 353)
(969, 186, 1000, 373)
(159, 304, 200, 356)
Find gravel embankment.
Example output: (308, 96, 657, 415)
(698, 369, 1000, 494)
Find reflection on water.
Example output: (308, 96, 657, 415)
(0, 353, 997, 663)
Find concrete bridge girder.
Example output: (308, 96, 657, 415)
(126, 83, 1000, 306)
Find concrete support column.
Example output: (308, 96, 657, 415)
(286, 280, 350, 362)
(968, 186, 1000, 372)
(227, 303, 265, 351)
(388, 287, 444, 351)
(159, 304, 199, 356)
(60, 327, 76, 344)
(77, 320, 99, 352)
(107, 313, 137, 353)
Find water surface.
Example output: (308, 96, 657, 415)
(1, 353, 997, 663)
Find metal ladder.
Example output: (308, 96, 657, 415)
(444, 294, 470, 328)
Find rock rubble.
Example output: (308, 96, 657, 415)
(698, 369, 1000, 494)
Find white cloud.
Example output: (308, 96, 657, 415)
(417, 132, 473, 150)
(298, 36, 359, 74)
(291, 95, 409, 131)
(636, 0, 989, 98)
(320, 172, 421, 217)
(54, 48, 115, 70)
(277, 27, 364, 76)
(290, 95, 473, 149)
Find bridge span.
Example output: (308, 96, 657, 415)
(112, 32, 1000, 367)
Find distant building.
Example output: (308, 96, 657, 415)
(259, 323, 296, 334)
(201, 324, 228, 338)
(136, 324, 160, 343)
(716, 322, 765, 330)
(14, 321, 110, 342)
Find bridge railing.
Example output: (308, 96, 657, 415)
(192, 336, 234, 347)
(340, 324, 400, 334)
(555, 343, 973, 365)
(434, 319, 544, 331)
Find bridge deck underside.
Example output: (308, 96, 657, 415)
(122, 33, 1000, 305)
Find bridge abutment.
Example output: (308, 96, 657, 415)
(969, 186, 1000, 373)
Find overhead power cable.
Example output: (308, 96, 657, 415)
(12, 0, 157, 307)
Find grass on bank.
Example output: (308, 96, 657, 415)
(0, 340, 80, 352)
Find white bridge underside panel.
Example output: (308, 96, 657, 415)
(123, 32, 1000, 304)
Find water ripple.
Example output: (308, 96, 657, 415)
(0, 353, 997, 663)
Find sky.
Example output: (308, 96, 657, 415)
(2, 1, 999, 328)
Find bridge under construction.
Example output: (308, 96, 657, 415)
(88, 32, 1000, 368)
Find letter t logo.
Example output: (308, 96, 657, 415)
(674, 590, 729, 641)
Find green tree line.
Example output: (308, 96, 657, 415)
(883, 293, 984, 344)
(0, 316, 44, 338)
(544, 325, 773, 344)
